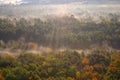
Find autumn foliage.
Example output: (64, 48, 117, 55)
(0, 50, 119, 80)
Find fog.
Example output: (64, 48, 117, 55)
(0, 2, 120, 21)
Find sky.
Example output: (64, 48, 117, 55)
(0, 0, 23, 5)
(0, 0, 120, 5)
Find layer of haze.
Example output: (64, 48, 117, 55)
(0, 0, 120, 19)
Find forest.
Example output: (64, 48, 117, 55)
(0, 50, 120, 80)
(0, 14, 120, 50)
(0, 14, 120, 80)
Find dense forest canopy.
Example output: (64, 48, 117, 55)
(0, 49, 120, 80)
(0, 14, 120, 50)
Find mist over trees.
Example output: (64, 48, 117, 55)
(0, 0, 120, 80)
(0, 8, 120, 80)
(0, 14, 120, 50)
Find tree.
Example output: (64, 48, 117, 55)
(104, 59, 120, 80)
(0, 74, 5, 80)
(76, 71, 81, 79)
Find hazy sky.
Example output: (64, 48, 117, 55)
(0, 0, 120, 5)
